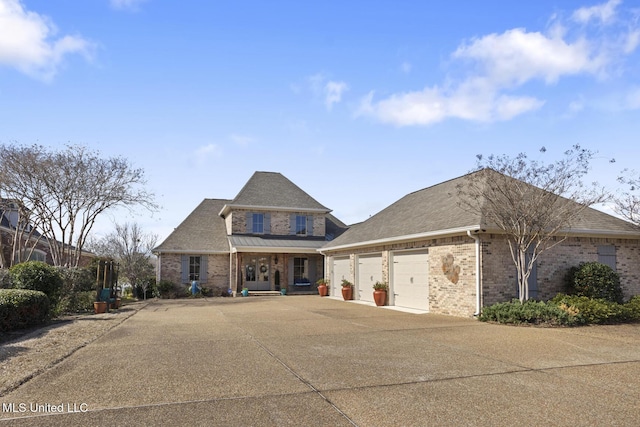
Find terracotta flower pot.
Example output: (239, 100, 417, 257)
(93, 301, 107, 314)
(341, 286, 352, 300)
(318, 284, 328, 297)
(373, 290, 387, 306)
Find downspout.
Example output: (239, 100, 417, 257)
(467, 230, 481, 316)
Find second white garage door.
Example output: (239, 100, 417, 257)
(357, 253, 382, 303)
(392, 250, 429, 311)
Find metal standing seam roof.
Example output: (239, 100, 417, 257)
(229, 235, 326, 252)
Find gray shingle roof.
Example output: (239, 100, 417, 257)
(323, 170, 639, 250)
(154, 199, 231, 253)
(225, 172, 329, 212)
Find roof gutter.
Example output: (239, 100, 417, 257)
(219, 204, 330, 217)
(319, 225, 483, 252)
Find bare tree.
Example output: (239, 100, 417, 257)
(614, 170, 640, 227)
(457, 146, 608, 303)
(0, 143, 157, 267)
(89, 222, 157, 299)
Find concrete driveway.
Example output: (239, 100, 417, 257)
(1, 296, 639, 426)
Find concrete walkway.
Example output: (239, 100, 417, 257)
(1, 296, 639, 426)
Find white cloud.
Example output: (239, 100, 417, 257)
(572, 0, 621, 25)
(358, 1, 639, 127)
(109, 0, 148, 12)
(308, 73, 349, 111)
(0, 0, 94, 81)
(324, 80, 348, 110)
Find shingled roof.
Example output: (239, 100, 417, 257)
(154, 199, 231, 253)
(322, 170, 639, 250)
(220, 172, 329, 215)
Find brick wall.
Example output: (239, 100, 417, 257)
(481, 235, 640, 306)
(158, 253, 230, 294)
(230, 209, 326, 237)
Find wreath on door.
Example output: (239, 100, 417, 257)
(260, 265, 268, 273)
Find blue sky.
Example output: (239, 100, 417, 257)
(1, 0, 639, 243)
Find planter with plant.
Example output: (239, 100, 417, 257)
(316, 278, 329, 297)
(341, 279, 353, 301)
(373, 281, 388, 306)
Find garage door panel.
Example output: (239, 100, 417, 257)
(331, 257, 350, 296)
(392, 251, 429, 311)
(357, 254, 382, 303)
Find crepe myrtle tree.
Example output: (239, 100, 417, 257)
(0, 143, 158, 267)
(457, 145, 609, 303)
(88, 222, 157, 298)
(614, 169, 640, 228)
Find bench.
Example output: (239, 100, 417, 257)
(98, 288, 116, 311)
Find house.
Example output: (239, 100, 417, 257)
(154, 172, 348, 294)
(0, 200, 52, 267)
(320, 169, 640, 317)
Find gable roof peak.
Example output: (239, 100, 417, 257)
(220, 171, 330, 215)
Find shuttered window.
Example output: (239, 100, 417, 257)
(181, 255, 208, 283)
(597, 245, 616, 271)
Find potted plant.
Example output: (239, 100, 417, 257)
(93, 301, 107, 314)
(373, 281, 388, 306)
(341, 279, 353, 301)
(316, 278, 329, 297)
(241, 288, 249, 297)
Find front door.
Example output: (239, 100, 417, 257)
(244, 256, 271, 290)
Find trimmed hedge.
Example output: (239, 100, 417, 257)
(0, 289, 50, 332)
(10, 261, 63, 307)
(478, 299, 575, 326)
(480, 294, 640, 326)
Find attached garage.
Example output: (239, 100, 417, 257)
(331, 256, 350, 297)
(391, 250, 429, 311)
(356, 253, 382, 303)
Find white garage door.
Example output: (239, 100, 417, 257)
(357, 253, 382, 303)
(392, 250, 429, 311)
(331, 257, 350, 297)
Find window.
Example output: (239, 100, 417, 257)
(293, 257, 308, 282)
(252, 213, 264, 234)
(295, 215, 306, 235)
(189, 256, 201, 281)
(597, 245, 617, 270)
(181, 255, 208, 283)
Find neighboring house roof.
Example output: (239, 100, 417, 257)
(219, 171, 330, 216)
(154, 199, 231, 254)
(322, 169, 640, 251)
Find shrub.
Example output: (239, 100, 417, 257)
(566, 262, 623, 303)
(157, 280, 177, 299)
(0, 269, 12, 289)
(53, 267, 96, 315)
(550, 294, 635, 325)
(10, 261, 63, 308)
(479, 299, 574, 326)
(0, 289, 50, 331)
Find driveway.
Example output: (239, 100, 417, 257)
(1, 296, 639, 426)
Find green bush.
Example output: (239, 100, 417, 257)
(55, 291, 96, 315)
(10, 261, 63, 308)
(53, 267, 96, 315)
(551, 294, 635, 325)
(157, 280, 177, 299)
(479, 299, 574, 326)
(566, 262, 623, 303)
(0, 269, 12, 289)
(0, 289, 50, 331)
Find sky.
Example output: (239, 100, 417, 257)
(1, 0, 639, 244)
